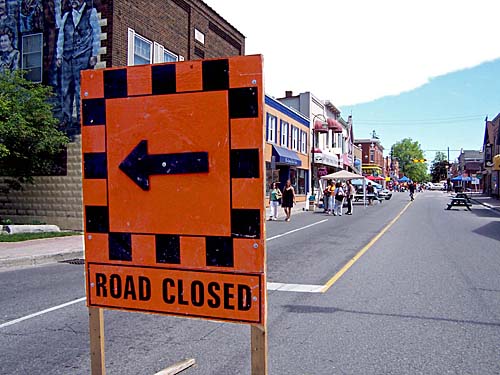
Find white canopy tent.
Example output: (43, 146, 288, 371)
(320, 170, 364, 180)
(320, 170, 367, 208)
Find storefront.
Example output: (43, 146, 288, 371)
(267, 145, 308, 195)
(312, 151, 339, 190)
(492, 154, 500, 197)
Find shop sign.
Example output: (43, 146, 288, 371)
(314, 152, 338, 167)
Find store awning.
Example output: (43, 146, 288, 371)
(327, 118, 343, 133)
(272, 145, 302, 166)
(314, 120, 329, 133)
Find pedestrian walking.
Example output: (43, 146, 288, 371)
(409, 181, 415, 201)
(345, 180, 355, 215)
(367, 182, 375, 205)
(333, 181, 345, 216)
(281, 179, 295, 222)
(326, 179, 335, 214)
(323, 179, 332, 212)
(268, 182, 282, 221)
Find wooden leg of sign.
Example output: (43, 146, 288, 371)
(89, 307, 106, 375)
(251, 324, 268, 375)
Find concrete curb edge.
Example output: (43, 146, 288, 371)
(0, 250, 84, 270)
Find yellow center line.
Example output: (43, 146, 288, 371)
(321, 200, 413, 293)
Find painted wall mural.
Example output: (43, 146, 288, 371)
(0, 0, 103, 135)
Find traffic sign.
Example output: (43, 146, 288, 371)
(81, 56, 265, 324)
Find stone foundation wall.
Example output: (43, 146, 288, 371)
(0, 137, 83, 231)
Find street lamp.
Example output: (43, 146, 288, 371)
(311, 113, 328, 200)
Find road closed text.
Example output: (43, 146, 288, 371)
(87, 264, 262, 323)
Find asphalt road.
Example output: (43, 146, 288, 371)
(1, 191, 499, 374)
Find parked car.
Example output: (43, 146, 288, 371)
(428, 182, 445, 190)
(378, 189, 393, 200)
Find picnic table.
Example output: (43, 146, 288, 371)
(446, 194, 472, 211)
(454, 192, 471, 202)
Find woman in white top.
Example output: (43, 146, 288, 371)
(268, 182, 282, 220)
(333, 181, 345, 216)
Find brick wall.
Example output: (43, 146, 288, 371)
(111, 0, 245, 66)
(0, 137, 84, 231)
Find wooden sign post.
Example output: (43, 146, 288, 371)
(82, 55, 267, 374)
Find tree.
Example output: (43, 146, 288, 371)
(0, 71, 69, 192)
(391, 138, 429, 182)
(430, 151, 448, 182)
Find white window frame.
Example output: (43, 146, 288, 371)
(280, 120, 289, 147)
(291, 126, 299, 151)
(164, 48, 178, 62)
(300, 130, 307, 154)
(128, 28, 152, 66)
(266, 114, 277, 143)
(194, 28, 205, 44)
(22, 33, 43, 83)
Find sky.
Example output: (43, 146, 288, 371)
(203, 0, 500, 162)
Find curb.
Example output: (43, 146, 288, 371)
(470, 198, 500, 213)
(0, 250, 83, 270)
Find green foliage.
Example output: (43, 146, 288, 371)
(0, 71, 68, 192)
(391, 138, 429, 182)
(0, 231, 80, 242)
(430, 151, 449, 182)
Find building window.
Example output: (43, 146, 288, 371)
(128, 29, 152, 65)
(134, 34, 152, 65)
(194, 28, 205, 44)
(298, 169, 307, 194)
(164, 49, 178, 62)
(22, 33, 43, 82)
(265, 162, 279, 194)
(369, 149, 375, 163)
(291, 126, 299, 151)
(300, 131, 307, 154)
(280, 120, 289, 147)
(266, 114, 277, 143)
(152, 42, 179, 63)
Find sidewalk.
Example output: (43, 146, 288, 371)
(0, 235, 84, 270)
(468, 193, 500, 212)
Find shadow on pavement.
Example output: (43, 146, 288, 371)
(283, 304, 500, 328)
(472, 221, 500, 241)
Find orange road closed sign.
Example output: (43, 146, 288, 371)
(81, 55, 265, 324)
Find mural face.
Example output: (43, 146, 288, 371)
(0, 0, 103, 135)
(0, 26, 19, 72)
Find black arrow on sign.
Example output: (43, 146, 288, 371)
(119, 140, 209, 191)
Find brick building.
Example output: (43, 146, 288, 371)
(0, 0, 245, 229)
(481, 114, 500, 197)
(354, 138, 385, 177)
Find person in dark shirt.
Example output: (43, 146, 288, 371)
(281, 179, 296, 222)
(367, 182, 375, 205)
(409, 182, 415, 201)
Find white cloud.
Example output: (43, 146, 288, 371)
(204, 0, 500, 105)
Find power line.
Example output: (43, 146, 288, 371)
(354, 114, 486, 126)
